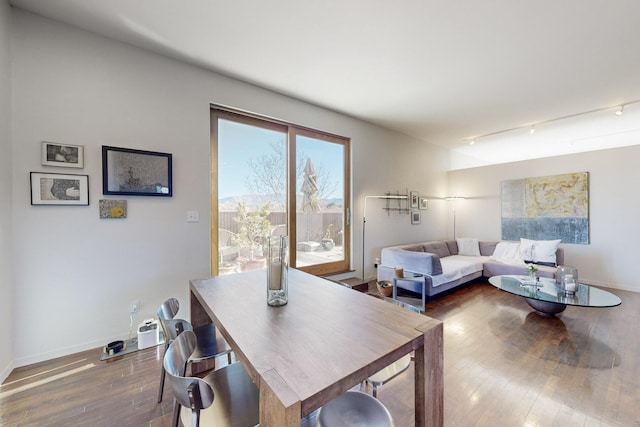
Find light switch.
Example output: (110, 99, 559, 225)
(186, 211, 199, 222)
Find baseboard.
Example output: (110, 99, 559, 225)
(0, 359, 13, 383)
(12, 332, 133, 369)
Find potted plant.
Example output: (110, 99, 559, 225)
(321, 224, 335, 250)
(526, 263, 538, 280)
(377, 280, 393, 297)
(233, 202, 272, 271)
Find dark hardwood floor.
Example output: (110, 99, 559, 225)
(1, 279, 639, 426)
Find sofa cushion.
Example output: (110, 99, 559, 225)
(421, 241, 451, 258)
(479, 241, 498, 256)
(456, 238, 480, 256)
(491, 241, 524, 264)
(445, 240, 458, 255)
(520, 238, 561, 265)
(400, 243, 425, 252)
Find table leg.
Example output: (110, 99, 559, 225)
(259, 369, 301, 427)
(189, 289, 218, 374)
(414, 321, 444, 427)
(190, 289, 211, 328)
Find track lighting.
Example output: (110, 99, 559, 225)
(462, 99, 638, 146)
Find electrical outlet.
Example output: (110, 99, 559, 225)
(130, 300, 139, 314)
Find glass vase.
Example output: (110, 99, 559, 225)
(556, 265, 578, 285)
(267, 235, 288, 306)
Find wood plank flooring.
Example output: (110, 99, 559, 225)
(1, 279, 639, 426)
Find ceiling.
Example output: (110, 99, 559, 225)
(9, 0, 640, 168)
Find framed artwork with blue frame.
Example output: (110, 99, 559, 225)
(102, 146, 172, 197)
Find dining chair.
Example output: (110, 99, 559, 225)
(157, 297, 233, 403)
(316, 390, 394, 426)
(163, 330, 259, 427)
(366, 297, 420, 398)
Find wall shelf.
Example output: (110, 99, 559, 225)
(381, 191, 410, 214)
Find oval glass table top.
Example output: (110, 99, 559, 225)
(488, 275, 622, 308)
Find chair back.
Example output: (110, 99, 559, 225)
(158, 317, 194, 342)
(163, 331, 215, 413)
(158, 297, 180, 320)
(157, 298, 194, 343)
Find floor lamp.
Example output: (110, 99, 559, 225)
(446, 196, 465, 239)
(362, 195, 408, 280)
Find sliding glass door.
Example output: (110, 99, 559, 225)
(211, 107, 350, 277)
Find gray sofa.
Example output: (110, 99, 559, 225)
(377, 239, 564, 298)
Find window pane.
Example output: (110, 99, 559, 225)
(218, 119, 286, 275)
(213, 107, 350, 277)
(296, 135, 345, 268)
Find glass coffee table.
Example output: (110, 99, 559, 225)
(488, 275, 621, 316)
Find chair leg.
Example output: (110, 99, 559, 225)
(158, 364, 166, 403)
(172, 399, 181, 427)
(158, 342, 170, 403)
(372, 383, 378, 398)
(191, 409, 201, 427)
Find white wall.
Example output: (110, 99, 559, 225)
(0, 0, 13, 382)
(448, 146, 640, 292)
(10, 10, 449, 366)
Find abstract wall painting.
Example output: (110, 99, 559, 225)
(501, 172, 589, 244)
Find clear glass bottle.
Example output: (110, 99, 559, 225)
(267, 235, 288, 306)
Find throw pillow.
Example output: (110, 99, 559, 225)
(456, 237, 480, 256)
(519, 238, 561, 265)
(491, 241, 522, 264)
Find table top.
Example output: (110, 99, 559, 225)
(190, 268, 442, 424)
(488, 275, 622, 308)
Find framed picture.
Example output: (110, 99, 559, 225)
(411, 210, 421, 225)
(30, 172, 89, 205)
(99, 199, 127, 219)
(41, 141, 84, 168)
(409, 191, 419, 208)
(419, 197, 429, 210)
(102, 146, 172, 196)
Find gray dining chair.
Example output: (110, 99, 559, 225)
(156, 297, 232, 404)
(366, 297, 419, 398)
(316, 390, 394, 426)
(163, 330, 259, 427)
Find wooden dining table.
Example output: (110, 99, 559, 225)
(190, 268, 443, 427)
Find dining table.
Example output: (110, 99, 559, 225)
(189, 268, 443, 427)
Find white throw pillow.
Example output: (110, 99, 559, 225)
(456, 238, 480, 256)
(491, 241, 522, 264)
(519, 238, 561, 265)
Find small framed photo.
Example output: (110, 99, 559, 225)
(411, 210, 421, 225)
(99, 199, 127, 219)
(102, 146, 172, 196)
(419, 197, 429, 210)
(30, 172, 89, 205)
(409, 191, 419, 208)
(41, 141, 84, 168)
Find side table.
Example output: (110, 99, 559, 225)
(392, 273, 426, 311)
